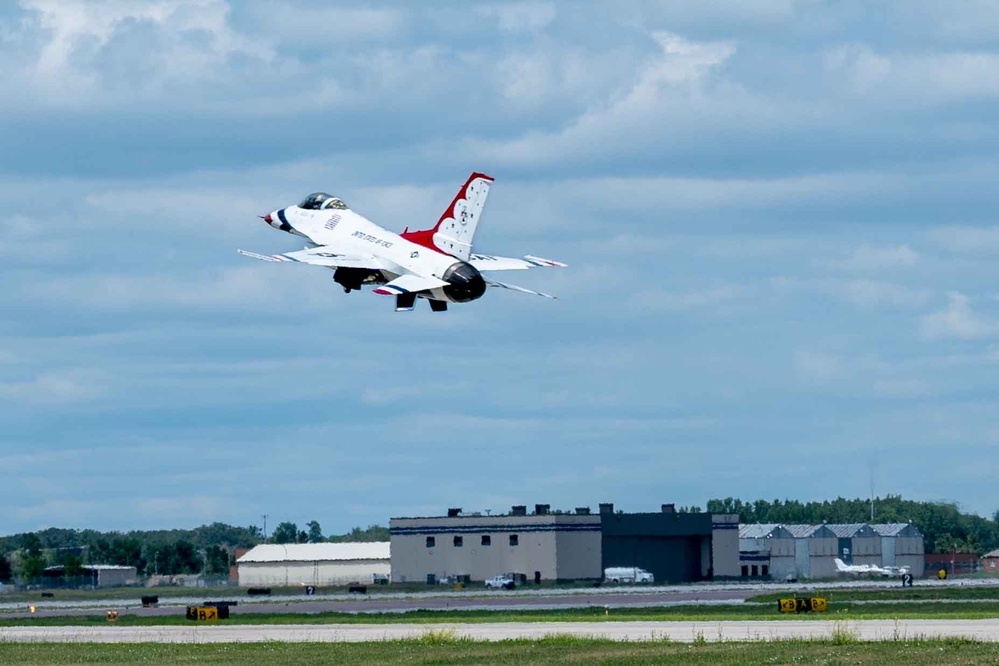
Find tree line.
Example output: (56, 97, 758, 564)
(703, 495, 999, 555)
(0, 521, 390, 583)
(1, 497, 994, 583)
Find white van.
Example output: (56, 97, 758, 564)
(604, 567, 654, 584)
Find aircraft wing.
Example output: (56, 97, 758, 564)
(373, 274, 449, 296)
(469, 254, 567, 271)
(485, 277, 557, 299)
(237, 248, 385, 270)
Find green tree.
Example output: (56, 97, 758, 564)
(60, 553, 85, 580)
(329, 525, 390, 542)
(272, 522, 298, 545)
(0, 553, 12, 582)
(18, 534, 47, 582)
(203, 545, 230, 577)
(705, 495, 999, 555)
(307, 520, 324, 543)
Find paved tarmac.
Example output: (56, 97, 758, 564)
(2, 619, 999, 643)
(0, 588, 755, 619)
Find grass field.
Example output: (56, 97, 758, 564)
(5, 599, 999, 626)
(0, 637, 995, 665)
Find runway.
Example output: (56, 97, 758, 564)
(2, 619, 998, 643)
(0, 588, 755, 619)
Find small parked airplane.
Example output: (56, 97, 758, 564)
(834, 558, 910, 577)
(239, 172, 566, 312)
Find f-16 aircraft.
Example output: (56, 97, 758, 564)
(834, 558, 910, 577)
(239, 172, 566, 312)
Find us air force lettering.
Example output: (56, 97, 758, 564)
(238, 173, 566, 312)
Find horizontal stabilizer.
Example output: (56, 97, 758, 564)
(470, 254, 567, 271)
(373, 274, 449, 296)
(484, 278, 558, 299)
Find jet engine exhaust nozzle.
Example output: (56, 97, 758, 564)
(442, 261, 486, 303)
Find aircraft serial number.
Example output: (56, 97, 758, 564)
(352, 231, 393, 248)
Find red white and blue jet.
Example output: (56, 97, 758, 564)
(240, 173, 566, 312)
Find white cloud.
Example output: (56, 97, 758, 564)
(769, 276, 928, 311)
(19, 0, 267, 105)
(476, 2, 555, 33)
(829, 279, 928, 309)
(0, 370, 105, 404)
(921, 293, 999, 340)
(465, 31, 745, 166)
(250, 6, 403, 44)
(926, 226, 999, 255)
(22, 266, 320, 310)
(824, 43, 999, 105)
(793, 349, 844, 384)
(871, 378, 930, 398)
(836, 244, 919, 272)
(628, 283, 751, 312)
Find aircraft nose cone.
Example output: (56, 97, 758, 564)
(261, 213, 273, 224)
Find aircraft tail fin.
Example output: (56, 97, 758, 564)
(401, 172, 493, 261)
(834, 558, 847, 572)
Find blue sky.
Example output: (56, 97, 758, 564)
(2, 0, 999, 535)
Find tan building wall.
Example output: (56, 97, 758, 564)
(554, 528, 602, 580)
(93, 567, 137, 588)
(710, 515, 740, 577)
(390, 514, 601, 583)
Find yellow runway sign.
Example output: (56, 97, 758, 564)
(778, 597, 827, 613)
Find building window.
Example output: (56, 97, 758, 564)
(762, 565, 769, 577)
(741, 565, 748, 577)
(453, 536, 463, 547)
(481, 535, 491, 546)
(509, 534, 519, 546)
(751, 565, 758, 577)
(425, 536, 435, 548)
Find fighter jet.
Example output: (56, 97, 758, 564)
(239, 173, 566, 312)
(834, 558, 910, 577)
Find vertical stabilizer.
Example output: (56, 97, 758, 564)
(402, 172, 493, 260)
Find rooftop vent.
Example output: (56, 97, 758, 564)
(575, 507, 591, 515)
(599, 503, 614, 515)
(446, 508, 462, 517)
(511, 505, 527, 516)
(534, 504, 550, 516)
(661, 503, 675, 513)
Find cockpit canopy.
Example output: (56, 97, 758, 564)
(299, 192, 348, 210)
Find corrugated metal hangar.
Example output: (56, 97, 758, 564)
(389, 503, 741, 584)
(236, 542, 390, 587)
(738, 522, 924, 579)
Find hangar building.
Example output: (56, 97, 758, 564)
(600, 504, 739, 582)
(42, 564, 138, 588)
(236, 543, 390, 587)
(739, 522, 924, 579)
(871, 523, 925, 574)
(390, 506, 601, 583)
(389, 503, 740, 584)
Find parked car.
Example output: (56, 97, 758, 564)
(603, 567, 654, 584)
(485, 575, 515, 590)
